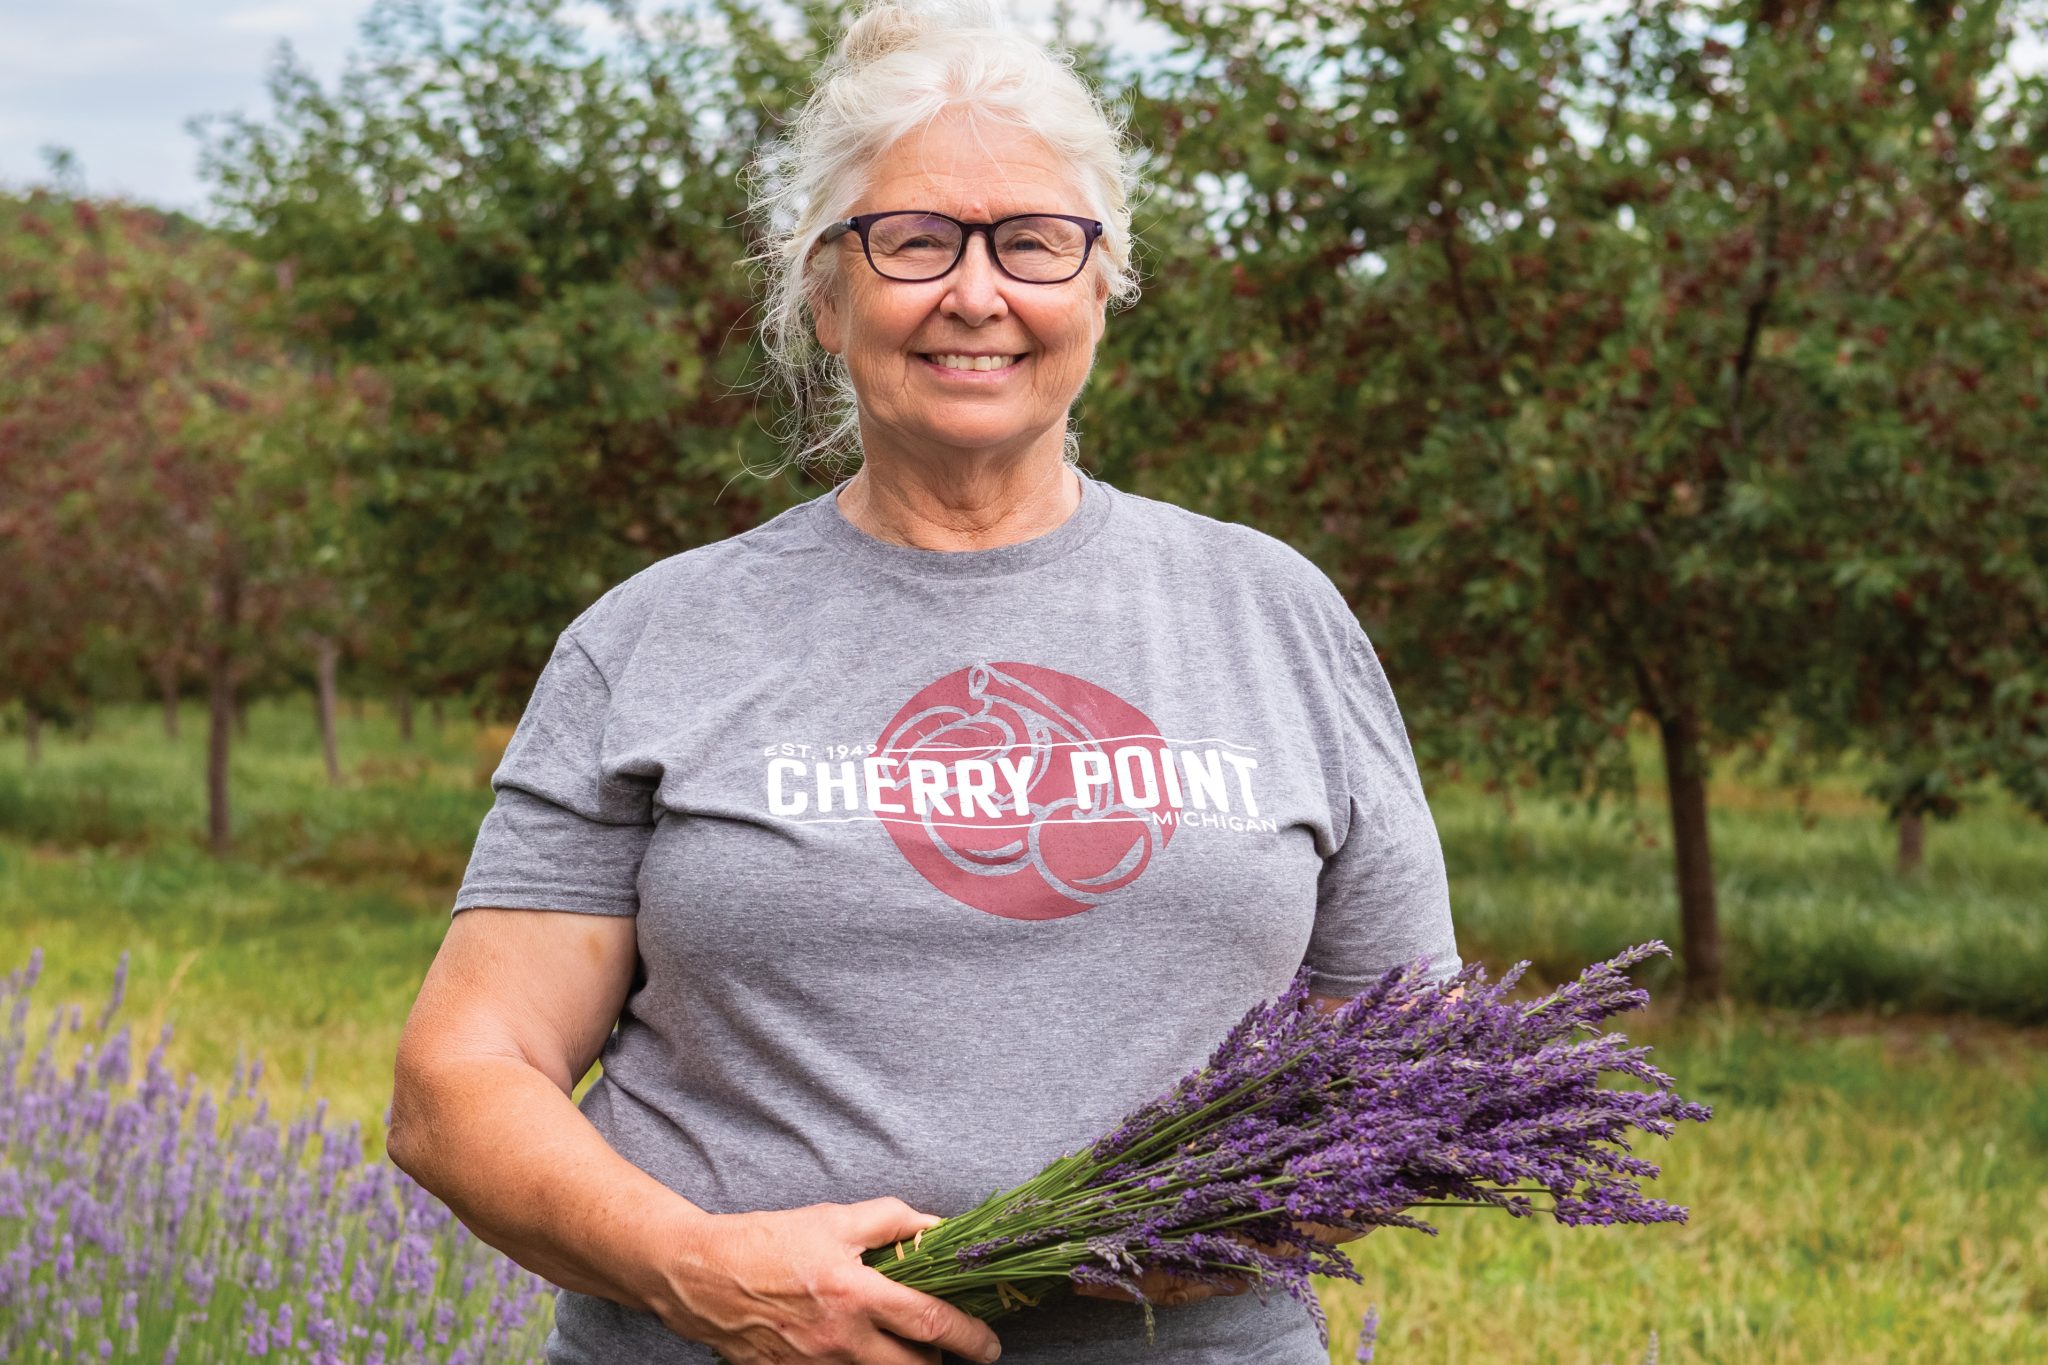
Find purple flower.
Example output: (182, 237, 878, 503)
(0, 950, 557, 1363)
(862, 942, 1711, 1350)
(243, 1301, 271, 1356)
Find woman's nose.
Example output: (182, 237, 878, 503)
(940, 234, 1009, 325)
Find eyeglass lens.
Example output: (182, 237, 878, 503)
(866, 214, 1090, 282)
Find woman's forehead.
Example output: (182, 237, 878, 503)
(855, 116, 1079, 217)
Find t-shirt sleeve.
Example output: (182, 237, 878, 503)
(1302, 620, 1464, 996)
(452, 626, 656, 919)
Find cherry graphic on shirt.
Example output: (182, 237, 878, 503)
(874, 662, 1175, 920)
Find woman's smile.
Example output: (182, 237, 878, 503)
(917, 351, 1029, 380)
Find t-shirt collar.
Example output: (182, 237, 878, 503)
(809, 465, 1112, 579)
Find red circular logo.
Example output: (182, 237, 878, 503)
(874, 662, 1176, 920)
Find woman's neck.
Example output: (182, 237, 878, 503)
(836, 455, 1081, 552)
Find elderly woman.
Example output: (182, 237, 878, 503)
(389, 2, 1462, 1363)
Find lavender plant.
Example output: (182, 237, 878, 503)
(855, 942, 1711, 1350)
(0, 948, 554, 1363)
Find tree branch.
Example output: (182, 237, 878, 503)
(1728, 182, 1783, 447)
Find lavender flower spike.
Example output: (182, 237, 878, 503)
(1355, 1304, 1379, 1362)
(856, 943, 1711, 1351)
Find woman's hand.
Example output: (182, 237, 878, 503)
(1073, 1260, 1245, 1309)
(1071, 1259, 1250, 1309)
(1069, 1221, 1375, 1309)
(648, 1197, 1004, 1364)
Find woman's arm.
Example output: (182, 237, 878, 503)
(387, 908, 708, 1323)
(391, 909, 1011, 1363)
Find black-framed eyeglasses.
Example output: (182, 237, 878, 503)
(818, 211, 1105, 284)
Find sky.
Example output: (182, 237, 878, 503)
(0, 0, 1176, 219)
(3, 1, 2043, 221)
(0, 2, 371, 214)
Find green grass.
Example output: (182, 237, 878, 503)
(1434, 735, 2048, 1024)
(1315, 1001, 2048, 1362)
(0, 698, 493, 1152)
(2, 698, 2045, 1362)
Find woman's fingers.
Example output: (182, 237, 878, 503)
(869, 1328, 944, 1364)
(863, 1276, 1003, 1363)
(1072, 1266, 1245, 1306)
(1071, 1281, 1138, 1304)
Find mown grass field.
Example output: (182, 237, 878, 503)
(2, 699, 2043, 1363)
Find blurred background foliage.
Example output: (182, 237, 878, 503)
(3, 0, 2045, 1002)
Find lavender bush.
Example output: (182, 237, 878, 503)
(857, 942, 1711, 1350)
(0, 948, 554, 1363)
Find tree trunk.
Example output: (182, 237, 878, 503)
(24, 709, 40, 766)
(314, 633, 342, 786)
(157, 659, 181, 740)
(396, 689, 415, 743)
(207, 564, 241, 857)
(1897, 809, 1924, 877)
(1656, 703, 1724, 1005)
(234, 691, 251, 741)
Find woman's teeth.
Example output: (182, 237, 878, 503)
(925, 354, 1021, 371)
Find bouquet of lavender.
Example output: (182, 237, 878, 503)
(858, 941, 1710, 1350)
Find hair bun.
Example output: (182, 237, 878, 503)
(839, 3, 927, 69)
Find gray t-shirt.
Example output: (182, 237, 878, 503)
(452, 465, 1462, 1364)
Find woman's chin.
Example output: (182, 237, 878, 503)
(899, 419, 1052, 452)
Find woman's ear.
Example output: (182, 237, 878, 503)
(808, 259, 845, 357)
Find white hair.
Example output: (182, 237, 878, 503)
(741, 0, 1147, 479)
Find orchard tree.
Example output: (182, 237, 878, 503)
(0, 190, 368, 850)
(0, 193, 183, 761)
(1108, 0, 2048, 1003)
(192, 0, 821, 704)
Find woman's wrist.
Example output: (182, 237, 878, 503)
(628, 1204, 724, 1328)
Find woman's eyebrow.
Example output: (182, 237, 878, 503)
(911, 207, 1059, 220)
